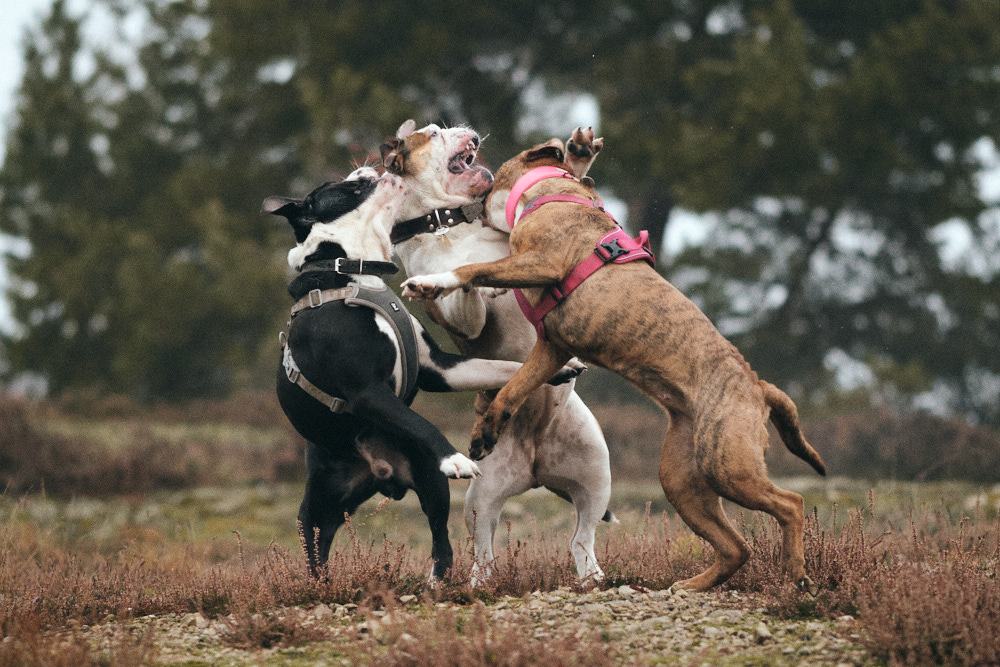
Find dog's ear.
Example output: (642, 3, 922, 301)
(380, 137, 406, 174)
(524, 138, 565, 163)
(396, 119, 416, 140)
(261, 196, 302, 218)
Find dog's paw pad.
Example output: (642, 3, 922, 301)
(469, 440, 485, 461)
(440, 453, 481, 479)
(549, 361, 587, 385)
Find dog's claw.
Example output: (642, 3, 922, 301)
(439, 453, 481, 479)
(549, 360, 587, 386)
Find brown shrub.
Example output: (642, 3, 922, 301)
(349, 603, 615, 666)
(218, 606, 332, 649)
(777, 408, 1000, 482)
(0, 393, 303, 496)
(592, 401, 1000, 483)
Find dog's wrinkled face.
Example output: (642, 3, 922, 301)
(262, 167, 407, 270)
(380, 120, 494, 215)
(483, 138, 565, 232)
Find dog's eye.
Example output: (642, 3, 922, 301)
(430, 131, 438, 138)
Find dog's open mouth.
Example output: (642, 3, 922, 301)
(448, 140, 479, 174)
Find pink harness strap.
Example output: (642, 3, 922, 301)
(505, 166, 579, 228)
(503, 167, 655, 339)
(514, 225, 655, 338)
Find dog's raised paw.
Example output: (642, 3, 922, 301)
(402, 272, 461, 300)
(549, 360, 587, 386)
(440, 453, 481, 479)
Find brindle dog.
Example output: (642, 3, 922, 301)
(401, 139, 826, 592)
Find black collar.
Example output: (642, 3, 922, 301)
(300, 258, 399, 276)
(390, 201, 485, 245)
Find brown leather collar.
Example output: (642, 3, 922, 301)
(389, 201, 485, 245)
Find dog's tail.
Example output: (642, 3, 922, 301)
(760, 381, 826, 476)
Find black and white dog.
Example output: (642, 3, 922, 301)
(262, 167, 580, 578)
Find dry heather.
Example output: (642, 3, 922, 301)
(1, 393, 999, 665)
(1, 494, 998, 666)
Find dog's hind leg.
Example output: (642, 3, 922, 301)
(349, 385, 480, 478)
(659, 412, 751, 591)
(536, 393, 613, 582)
(404, 447, 456, 579)
(298, 442, 377, 576)
(464, 438, 536, 585)
(701, 411, 811, 590)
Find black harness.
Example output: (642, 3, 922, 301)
(281, 260, 419, 413)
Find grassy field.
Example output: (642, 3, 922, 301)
(2, 395, 1000, 665)
(8, 475, 998, 562)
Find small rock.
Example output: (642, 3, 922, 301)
(672, 587, 690, 598)
(398, 595, 417, 604)
(754, 622, 773, 643)
(703, 626, 723, 638)
(806, 621, 826, 635)
(313, 604, 333, 621)
(617, 585, 640, 597)
(708, 609, 744, 623)
(836, 615, 856, 624)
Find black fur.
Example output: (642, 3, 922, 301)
(264, 174, 580, 580)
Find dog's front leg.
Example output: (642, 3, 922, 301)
(469, 338, 573, 460)
(402, 251, 565, 300)
(416, 324, 583, 392)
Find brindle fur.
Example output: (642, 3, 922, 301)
(403, 139, 826, 591)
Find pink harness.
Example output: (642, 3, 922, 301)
(505, 166, 655, 338)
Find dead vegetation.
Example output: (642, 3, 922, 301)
(0, 393, 998, 664)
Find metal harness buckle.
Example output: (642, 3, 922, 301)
(598, 238, 629, 261)
(282, 345, 300, 382)
(308, 289, 324, 308)
(333, 257, 363, 274)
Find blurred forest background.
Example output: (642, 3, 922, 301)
(1, 0, 999, 484)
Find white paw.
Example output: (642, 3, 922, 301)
(469, 561, 493, 588)
(439, 453, 481, 479)
(401, 272, 461, 300)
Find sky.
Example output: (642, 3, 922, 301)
(0, 0, 59, 160)
(0, 0, 60, 335)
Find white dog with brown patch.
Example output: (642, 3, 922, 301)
(380, 120, 615, 584)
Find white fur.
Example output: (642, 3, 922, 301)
(400, 271, 461, 299)
(392, 124, 493, 223)
(374, 315, 403, 396)
(439, 453, 481, 479)
(389, 121, 613, 585)
(287, 169, 405, 288)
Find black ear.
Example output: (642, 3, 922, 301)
(380, 137, 405, 174)
(524, 139, 565, 163)
(261, 196, 301, 217)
